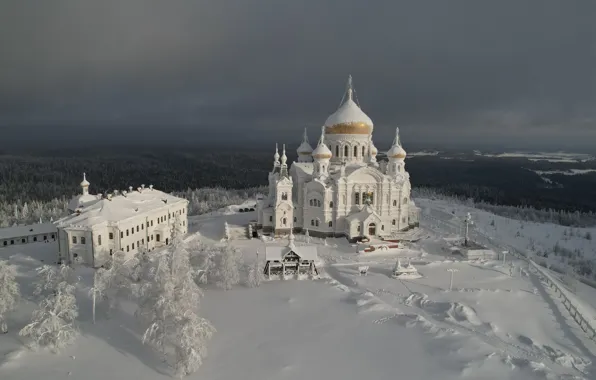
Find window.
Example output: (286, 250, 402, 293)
(329, 201, 333, 208)
(392, 219, 396, 225)
(269, 216, 273, 222)
(328, 221, 332, 227)
(22, 238, 26, 243)
(336, 145, 339, 156)
(393, 200, 397, 206)
(156, 234, 161, 242)
(151, 220, 154, 226)
(51, 234, 55, 239)
(344, 145, 349, 157)
(142, 238, 144, 244)
(370, 193, 374, 204)
(11, 240, 14, 245)
(81, 237, 86, 244)
(126, 229, 129, 236)
(151, 234, 154, 241)
(357, 225, 361, 232)
(3, 241, 6, 246)
(43, 235, 47, 240)
(109, 232, 114, 239)
(183, 221, 186, 226)
(127, 245, 130, 252)
(362, 146, 365, 156)
(294, 217, 297, 222)
(137, 226, 139, 232)
(98, 235, 102, 245)
(33, 236, 37, 242)
(355, 193, 360, 205)
(354, 146, 358, 157)
(281, 192, 288, 200)
(72, 236, 77, 244)
(309, 199, 313, 206)
(381, 225, 385, 231)
(311, 220, 315, 226)
(132, 243, 135, 249)
(141, 224, 144, 230)
(131, 228, 134, 235)
(402, 217, 406, 224)
(403, 197, 408, 204)
(282, 217, 287, 225)
(315, 220, 319, 227)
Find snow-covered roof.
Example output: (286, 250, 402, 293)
(0, 223, 57, 240)
(324, 98, 373, 128)
(297, 140, 313, 155)
(68, 194, 100, 212)
(57, 188, 187, 229)
(345, 205, 381, 223)
(265, 244, 318, 262)
(312, 142, 332, 159)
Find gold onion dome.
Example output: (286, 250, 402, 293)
(387, 127, 407, 159)
(312, 126, 333, 159)
(324, 76, 373, 135)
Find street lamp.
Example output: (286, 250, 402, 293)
(447, 268, 459, 291)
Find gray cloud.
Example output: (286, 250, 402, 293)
(1, 0, 595, 149)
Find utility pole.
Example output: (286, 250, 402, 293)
(447, 268, 459, 291)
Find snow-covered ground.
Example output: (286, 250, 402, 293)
(2, 198, 596, 380)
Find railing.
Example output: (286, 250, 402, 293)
(530, 261, 596, 341)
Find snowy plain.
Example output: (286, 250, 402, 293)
(1, 199, 596, 379)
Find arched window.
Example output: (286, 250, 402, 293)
(403, 197, 408, 204)
(315, 220, 319, 227)
(370, 193, 374, 204)
(282, 217, 287, 225)
(336, 145, 339, 157)
(329, 201, 333, 208)
(357, 225, 361, 232)
(310, 199, 313, 206)
(355, 193, 360, 205)
(362, 146, 366, 156)
(354, 146, 358, 157)
(311, 220, 315, 226)
(98, 235, 102, 245)
(393, 200, 397, 206)
(317, 200, 321, 207)
(72, 236, 77, 244)
(392, 219, 396, 225)
(381, 225, 385, 231)
(344, 145, 349, 157)
(281, 192, 288, 200)
(328, 221, 332, 227)
(81, 237, 86, 244)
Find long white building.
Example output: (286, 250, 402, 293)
(257, 76, 419, 241)
(57, 175, 188, 266)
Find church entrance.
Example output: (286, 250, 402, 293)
(368, 223, 376, 236)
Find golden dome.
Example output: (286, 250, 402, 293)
(324, 76, 373, 135)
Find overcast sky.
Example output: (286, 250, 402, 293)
(1, 1, 595, 150)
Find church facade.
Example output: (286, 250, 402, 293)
(257, 76, 419, 241)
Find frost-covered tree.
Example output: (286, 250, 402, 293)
(33, 264, 75, 298)
(214, 244, 242, 290)
(19, 273, 79, 352)
(91, 251, 131, 322)
(0, 260, 20, 333)
(137, 239, 214, 376)
(246, 252, 264, 288)
(248, 224, 253, 239)
(223, 221, 230, 241)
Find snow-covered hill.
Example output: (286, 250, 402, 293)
(2, 198, 596, 380)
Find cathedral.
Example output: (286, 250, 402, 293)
(257, 76, 419, 241)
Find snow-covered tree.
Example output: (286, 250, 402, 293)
(305, 228, 311, 243)
(0, 260, 20, 333)
(214, 244, 242, 290)
(21, 202, 29, 219)
(246, 252, 264, 288)
(91, 251, 131, 322)
(20, 273, 78, 352)
(223, 221, 230, 241)
(248, 224, 253, 239)
(33, 264, 75, 298)
(137, 239, 214, 376)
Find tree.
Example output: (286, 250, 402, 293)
(90, 251, 131, 322)
(246, 252, 264, 288)
(305, 228, 311, 243)
(223, 221, 230, 241)
(214, 244, 242, 290)
(19, 269, 79, 352)
(137, 239, 215, 376)
(33, 264, 75, 298)
(0, 260, 20, 333)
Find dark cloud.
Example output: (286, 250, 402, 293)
(1, 0, 595, 149)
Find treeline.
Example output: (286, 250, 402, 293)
(413, 187, 596, 227)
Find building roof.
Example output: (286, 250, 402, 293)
(57, 188, 187, 229)
(68, 194, 100, 211)
(265, 244, 318, 262)
(324, 97, 373, 129)
(345, 205, 382, 223)
(0, 223, 57, 240)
